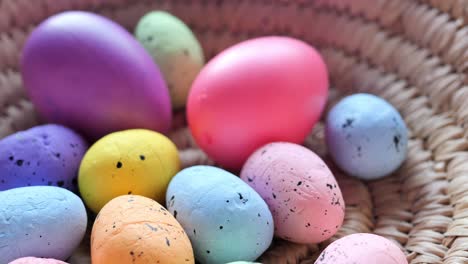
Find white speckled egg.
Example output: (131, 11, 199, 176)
(0, 186, 87, 263)
(325, 93, 408, 180)
(166, 165, 274, 264)
(8, 257, 68, 264)
(240, 142, 345, 244)
(315, 233, 408, 264)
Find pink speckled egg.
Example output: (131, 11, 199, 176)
(315, 233, 408, 264)
(9, 257, 68, 264)
(240, 142, 344, 244)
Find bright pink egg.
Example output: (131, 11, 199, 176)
(187, 36, 328, 170)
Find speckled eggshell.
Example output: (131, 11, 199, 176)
(240, 142, 345, 244)
(91, 195, 194, 264)
(315, 233, 408, 264)
(135, 11, 205, 109)
(166, 165, 274, 264)
(325, 93, 409, 180)
(8, 257, 68, 264)
(0, 124, 87, 192)
(226, 262, 260, 264)
(0, 186, 87, 263)
(78, 129, 180, 213)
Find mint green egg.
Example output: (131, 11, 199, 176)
(135, 11, 205, 109)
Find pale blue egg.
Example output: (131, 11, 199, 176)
(226, 262, 261, 264)
(166, 165, 274, 264)
(0, 186, 88, 263)
(325, 93, 408, 180)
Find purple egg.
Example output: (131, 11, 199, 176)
(0, 124, 88, 191)
(21, 11, 172, 140)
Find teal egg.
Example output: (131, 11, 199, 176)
(226, 262, 261, 264)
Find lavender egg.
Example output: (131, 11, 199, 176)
(0, 124, 88, 191)
(21, 11, 172, 140)
(325, 93, 408, 180)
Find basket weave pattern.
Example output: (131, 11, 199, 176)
(1, 0, 468, 263)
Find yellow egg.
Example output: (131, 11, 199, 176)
(78, 129, 180, 213)
(91, 195, 194, 264)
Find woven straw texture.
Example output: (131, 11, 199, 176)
(2, 0, 468, 263)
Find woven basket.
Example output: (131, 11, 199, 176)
(2, 0, 468, 263)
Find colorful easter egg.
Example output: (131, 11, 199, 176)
(225, 262, 260, 264)
(91, 195, 194, 264)
(8, 257, 68, 264)
(315, 233, 408, 264)
(240, 142, 345, 244)
(78, 129, 180, 213)
(21, 11, 172, 140)
(0, 186, 87, 263)
(0, 124, 87, 191)
(325, 93, 408, 180)
(166, 165, 274, 264)
(187, 36, 329, 170)
(135, 11, 205, 109)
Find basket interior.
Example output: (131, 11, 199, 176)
(1, 0, 468, 263)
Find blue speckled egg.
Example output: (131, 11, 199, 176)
(166, 165, 274, 264)
(0, 186, 88, 263)
(325, 93, 408, 180)
(226, 262, 261, 264)
(0, 124, 88, 191)
(227, 261, 260, 264)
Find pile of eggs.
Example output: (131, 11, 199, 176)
(0, 9, 410, 264)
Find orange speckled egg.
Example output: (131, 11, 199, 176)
(91, 195, 194, 264)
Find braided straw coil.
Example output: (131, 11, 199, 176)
(1, 0, 468, 263)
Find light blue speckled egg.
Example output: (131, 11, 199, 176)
(325, 93, 408, 180)
(226, 262, 261, 264)
(0, 186, 88, 263)
(166, 165, 274, 264)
